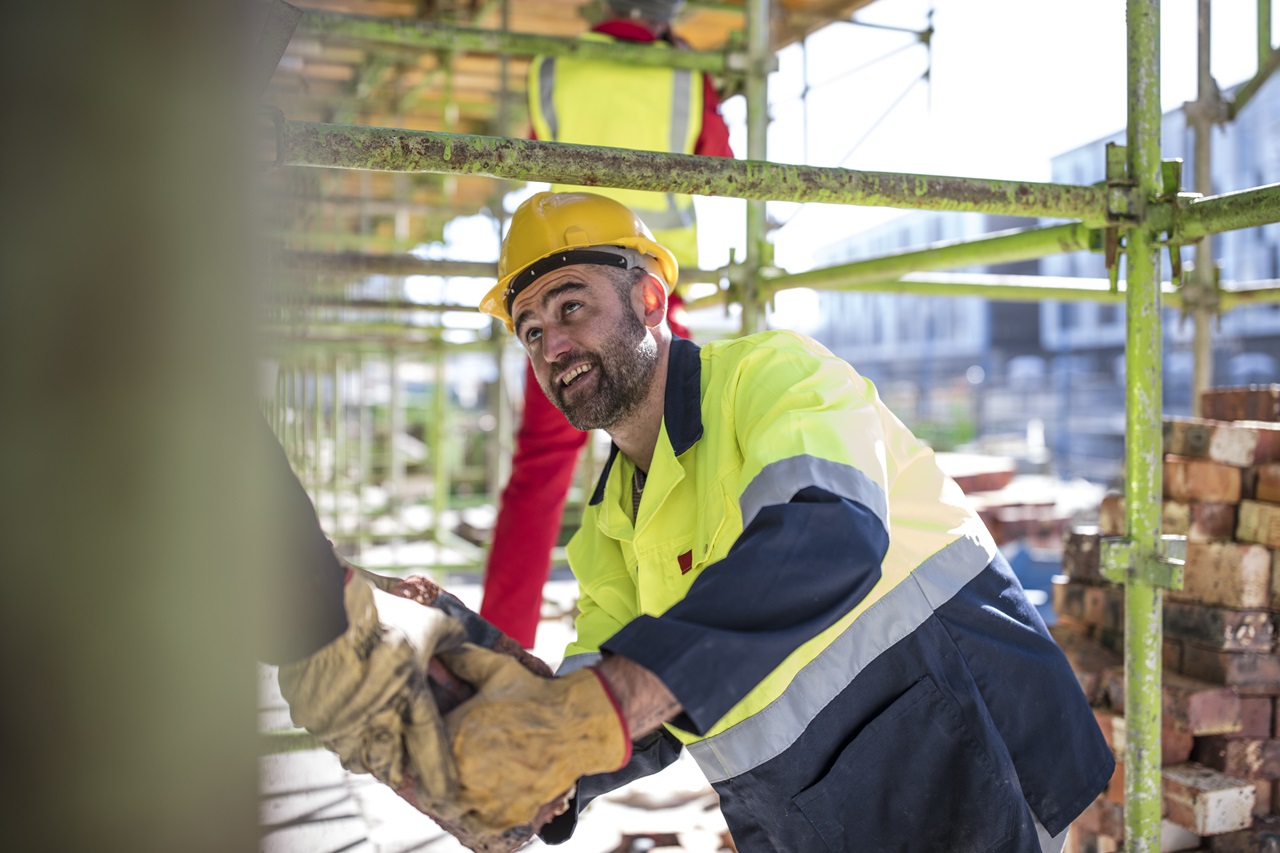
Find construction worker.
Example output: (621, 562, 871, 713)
(478, 0, 733, 647)
(443, 191, 1115, 852)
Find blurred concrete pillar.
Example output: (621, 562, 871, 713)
(0, 2, 274, 850)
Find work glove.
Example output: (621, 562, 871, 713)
(439, 644, 633, 833)
(276, 571, 466, 805)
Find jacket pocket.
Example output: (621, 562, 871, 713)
(793, 676, 1019, 853)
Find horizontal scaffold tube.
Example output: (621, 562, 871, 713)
(1171, 182, 1280, 241)
(283, 122, 1113, 224)
(757, 222, 1096, 299)
(298, 10, 736, 74)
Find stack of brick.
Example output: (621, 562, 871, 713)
(1053, 386, 1280, 852)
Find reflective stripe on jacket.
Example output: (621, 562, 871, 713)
(553, 333, 1112, 850)
(527, 32, 702, 266)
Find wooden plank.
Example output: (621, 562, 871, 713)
(1165, 417, 1280, 467)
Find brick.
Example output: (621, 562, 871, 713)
(1168, 502, 1241, 542)
(1164, 762, 1256, 836)
(1099, 492, 1125, 536)
(1160, 818, 1205, 852)
(1073, 794, 1125, 841)
(1167, 637, 1186, 674)
(1064, 527, 1104, 582)
(1101, 669, 1240, 736)
(1208, 814, 1280, 852)
(1107, 756, 1125, 804)
(1163, 601, 1276, 652)
(1172, 542, 1273, 610)
(1165, 417, 1280, 467)
(1182, 645, 1280, 691)
(1238, 500, 1280, 549)
(1202, 387, 1280, 424)
(1163, 672, 1244, 736)
(1052, 624, 1123, 705)
(1053, 577, 1089, 625)
(1084, 583, 1125, 634)
(1245, 464, 1280, 503)
(1166, 456, 1243, 504)
(1255, 779, 1273, 818)
(1195, 736, 1280, 779)
(1235, 694, 1275, 738)
(1093, 493, 1238, 541)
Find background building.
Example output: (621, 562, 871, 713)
(810, 73, 1280, 486)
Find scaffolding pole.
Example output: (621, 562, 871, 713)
(282, 123, 1113, 224)
(1122, 0, 1165, 848)
(741, 0, 771, 334)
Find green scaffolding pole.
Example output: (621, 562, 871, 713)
(297, 10, 739, 75)
(747, 222, 1095, 303)
(282, 122, 1113, 224)
(741, 0, 771, 335)
(1122, 0, 1165, 848)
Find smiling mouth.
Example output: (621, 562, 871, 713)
(559, 364, 592, 386)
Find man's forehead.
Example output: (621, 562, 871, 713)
(511, 265, 612, 323)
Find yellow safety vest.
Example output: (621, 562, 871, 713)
(527, 33, 703, 267)
(561, 332, 996, 752)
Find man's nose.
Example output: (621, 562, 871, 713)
(540, 322, 573, 362)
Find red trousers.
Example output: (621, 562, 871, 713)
(479, 296, 690, 647)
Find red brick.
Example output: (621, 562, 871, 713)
(1063, 527, 1103, 582)
(1181, 645, 1280, 691)
(1202, 387, 1280, 424)
(1163, 672, 1244, 736)
(1254, 779, 1273, 818)
(1166, 456, 1244, 504)
(1238, 500, 1280, 549)
(1172, 542, 1272, 610)
(1195, 737, 1280, 780)
(1245, 464, 1280, 503)
(1208, 814, 1280, 852)
(1167, 637, 1186, 674)
(1099, 492, 1124, 536)
(1164, 762, 1256, 836)
(1234, 695, 1275, 738)
(1165, 417, 1280, 467)
(1053, 577, 1089, 625)
(1083, 583, 1125, 634)
(1052, 624, 1123, 705)
(1163, 601, 1276, 652)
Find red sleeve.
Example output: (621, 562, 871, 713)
(694, 73, 733, 158)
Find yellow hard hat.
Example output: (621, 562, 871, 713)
(480, 191, 680, 332)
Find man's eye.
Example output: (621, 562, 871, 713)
(524, 328, 542, 345)
(563, 301, 581, 315)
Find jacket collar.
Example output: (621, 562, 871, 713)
(589, 336, 703, 506)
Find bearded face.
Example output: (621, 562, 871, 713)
(540, 292, 659, 431)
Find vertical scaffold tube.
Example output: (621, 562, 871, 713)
(1190, 0, 1216, 415)
(1124, 0, 1165, 850)
(742, 0, 770, 334)
(1262, 0, 1274, 67)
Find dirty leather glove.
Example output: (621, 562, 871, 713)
(439, 644, 633, 832)
(277, 573, 466, 803)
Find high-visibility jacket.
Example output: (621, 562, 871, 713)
(543, 333, 1113, 852)
(527, 33, 703, 267)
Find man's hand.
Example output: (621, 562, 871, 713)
(440, 645, 633, 831)
(276, 573, 466, 805)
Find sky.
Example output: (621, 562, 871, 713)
(424, 0, 1275, 333)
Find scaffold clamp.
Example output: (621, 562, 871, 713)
(1099, 534, 1186, 589)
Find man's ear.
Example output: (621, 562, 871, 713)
(637, 274, 668, 328)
